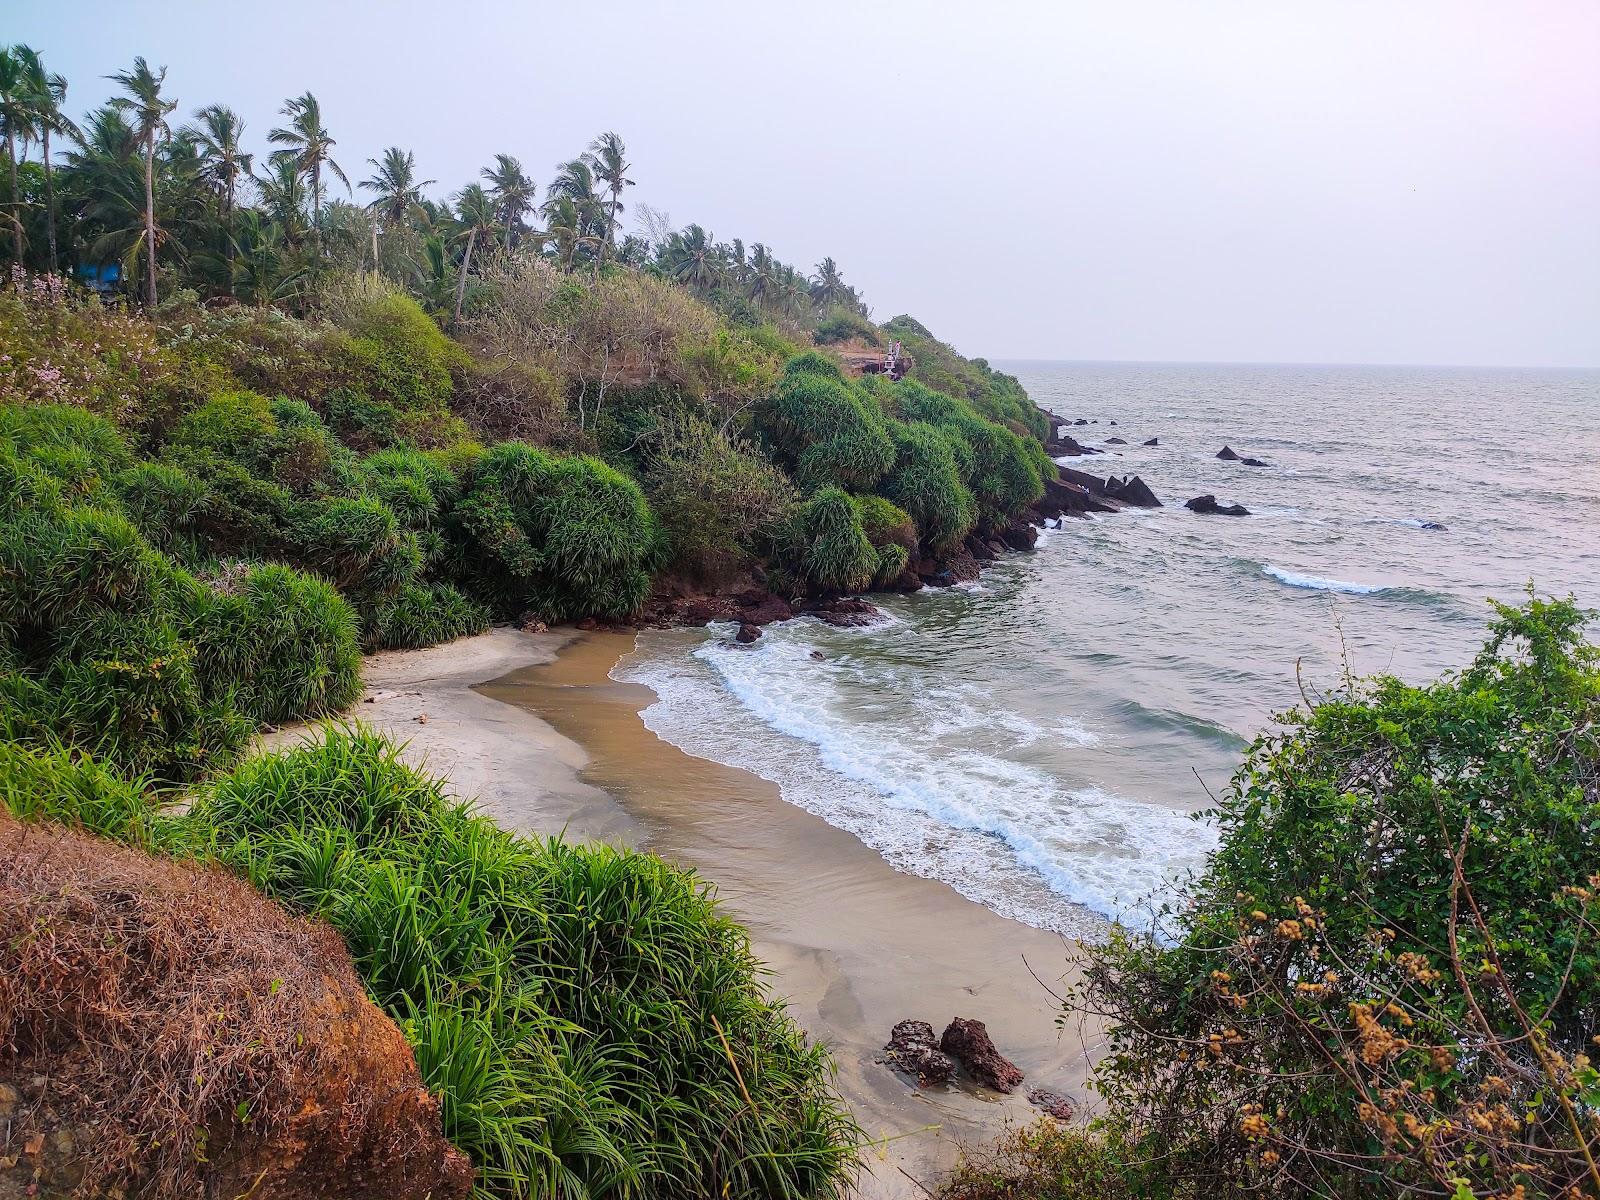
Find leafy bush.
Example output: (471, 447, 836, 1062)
(788, 487, 876, 594)
(878, 421, 978, 555)
(647, 415, 797, 583)
(323, 277, 467, 413)
(881, 314, 1048, 442)
(176, 725, 860, 1199)
(188, 563, 363, 724)
(941, 1122, 1136, 1200)
(362, 580, 488, 651)
(812, 308, 880, 347)
(1074, 595, 1600, 1200)
(760, 355, 893, 492)
(456, 441, 659, 621)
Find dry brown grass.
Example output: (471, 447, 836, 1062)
(0, 813, 470, 1200)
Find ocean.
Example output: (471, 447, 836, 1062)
(617, 361, 1600, 938)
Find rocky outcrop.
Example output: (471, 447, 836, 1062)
(1103, 475, 1161, 508)
(1001, 519, 1039, 551)
(0, 815, 472, 1200)
(1047, 434, 1102, 457)
(1216, 445, 1240, 461)
(735, 622, 761, 643)
(879, 1021, 956, 1087)
(1143, 437, 1159, 447)
(940, 1017, 1024, 1093)
(1185, 494, 1250, 516)
(1105, 436, 1126, 445)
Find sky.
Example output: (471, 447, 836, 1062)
(11, 0, 1600, 368)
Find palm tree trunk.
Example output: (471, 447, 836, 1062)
(504, 212, 513, 252)
(143, 131, 158, 307)
(370, 221, 380, 275)
(452, 227, 476, 325)
(223, 176, 235, 293)
(311, 162, 321, 261)
(5, 128, 21, 264)
(42, 130, 58, 276)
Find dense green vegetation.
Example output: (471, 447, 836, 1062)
(1017, 596, 1600, 1200)
(1, 727, 860, 1199)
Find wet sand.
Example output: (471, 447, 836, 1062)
(481, 631, 1096, 1198)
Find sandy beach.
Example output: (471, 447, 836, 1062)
(298, 626, 1095, 1198)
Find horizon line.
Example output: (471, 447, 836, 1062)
(986, 355, 1600, 372)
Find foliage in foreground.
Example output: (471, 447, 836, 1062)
(1073, 596, 1600, 1200)
(0, 728, 860, 1200)
(941, 1123, 1137, 1200)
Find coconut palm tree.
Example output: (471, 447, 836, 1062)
(255, 155, 309, 250)
(811, 257, 849, 310)
(660, 223, 719, 292)
(451, 182, 498, 325)
(184, 104, 250, 286)
(269, 92, 348, 261)
(544, 157, 604, 269)
(360, 146, 432, 267)
(584, 131, 632, 271)
(481, 153, 533, 251)
(0, 46, 35, 264)
(106, 56, 177, 306)
(13, 47, 75, 275)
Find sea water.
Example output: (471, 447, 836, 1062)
(617, 362, 1600, 938)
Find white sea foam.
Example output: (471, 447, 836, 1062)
(1263, 565, 1385, 594)
(616, 627, 1210, 933)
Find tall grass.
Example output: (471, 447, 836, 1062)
(179, 726, 860, 1199)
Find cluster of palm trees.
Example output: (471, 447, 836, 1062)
(0, 45, 867, 326)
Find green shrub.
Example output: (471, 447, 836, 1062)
(882, 380, 1043, 526)
(188, 563, 363, 724)
(1075, 595, 1600, 1200)
(456, 441, 659, 621)
(0, 402, 130, 502)
(362, 580, 488, 651)
(0, 738, 165, 848)
(760, 356, 893, 492)
(179, 725, 860, 1199)
(941, 1122, 1137, 1200)
(114, 461, 208, 554)
(169, 389, 278, 466)
(335, 288, 467, 413)
(789, 487, 876, 594)
(647, 416, 797, 583)
(877, 421, 978, 554)
(812, 308, 880, 347)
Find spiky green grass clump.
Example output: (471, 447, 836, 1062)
(456, 442, 659, 621)
(760, 356, 894, 493)
(788, 487, 877, 594)
(175, 726, 859, 1199)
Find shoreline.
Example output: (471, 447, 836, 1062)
(482, 631, 1097, 1198)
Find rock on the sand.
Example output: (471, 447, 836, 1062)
(940, 1017, 1025, 1093)
(1028, 1087, 1076, 1121)
(1185, 494, 1250, 516)
(879, 1020, 956, 1087)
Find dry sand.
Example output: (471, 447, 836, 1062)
(274, 625, 1096, 1198)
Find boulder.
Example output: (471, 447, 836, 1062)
(1104, 475, 1161, 508)
(985, 538, 1006, 557)
(0, 815, 472, 1200)
(879, 1021, 956, 1087)
(1418, 521, 1447, 531)
(1185, 494, 1250, 516)
(940, 1018, 1024, 1092)
(1216, 445, 1240, 460)
(1218, 445, 1270, 466)
(1143, 437, 1159, 447)
(1073, 418, 1088, 425)
(1109, 420, 1118, 426)
(1001, 520, 1038, 552)
(1048, 435, 1101, 457)
(1105, 436, 1126, 445)
(1028, 1088, 1076, 1121)
(965, 534, 997, 562)
(736, 590, 793, 626)
(735, 623, 761, 643)
(1240, 456, 1270, 467)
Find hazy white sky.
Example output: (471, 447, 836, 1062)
(13, 0, 1600, 367)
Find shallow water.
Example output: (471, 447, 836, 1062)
(619, 362, 1600, 937)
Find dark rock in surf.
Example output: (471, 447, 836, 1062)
(1216, 445, 1240, 460)
(735, 623, 761, 644)
(1240, 456, 1270, 467)
(1028, 1088, 1076, 1121)
(1185, 494, 1250, 516)
(1419, 521, 1447, 531)
(1143, 437, 1159, 446)
(1105, 436, 1127, 445)
(940, 1017, 1024, 1093)
(880, 1020, 956, 1087)
(1074, 418, 1088, 425)
(1002, 519, 1038, 552)
(736, 590, 793, 626)
(1104, 475, 1161, 508)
